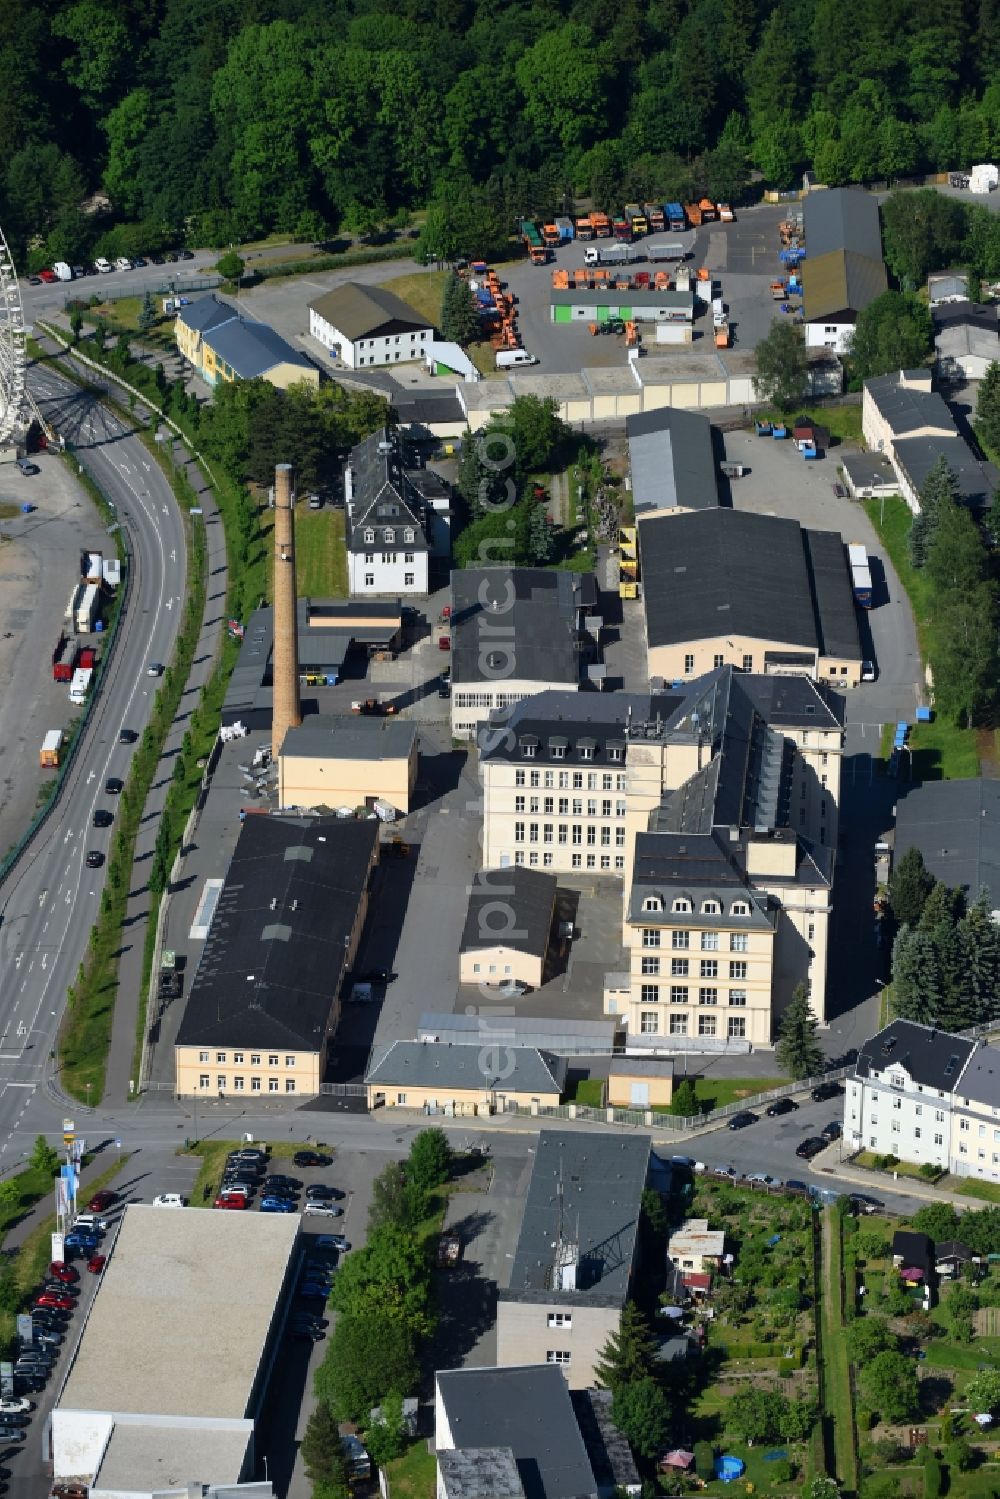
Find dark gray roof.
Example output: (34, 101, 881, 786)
(365, 1041, 566, 1096)
(932, 300, 998, 333)
(279, 715, 417, 762)
(892, 1230, 934, 1272)
(934, 1239, 974, 1261)
(550, 287, 693, 311)
(479, 690, 689, 766)
(855, 1020, 976, 1093)
(438, 1448, 524, 1499)
(802, 529, 862, 660)
(639, 510, 820, 652)
(451, 569, 596, 688)
(208, 317, 314, 380)
(419, 1012, 617, 1054)
(609, 1056, 675, 1077)
(347, 427, 435, 552)
(894, 778, 1000, 911)
(841, 453, 897, 490)
(570, 1389, 640, 1498)
(461, 868, 556, 958)
(176, 816, 378, 1050)
(309, 282, 432, 341)
(177, 294, 238, 335)
(956, 1045, 1000, 1110)
(737, 673, 845, 731)
(804, 188, 883, 261)
(864, 376, 953, 437)
(892, 433, 997, 513)
(435, 1366, 598, 1499)
(503, 1129, 650, 1307)
(626, 407, 720, 515)
(802, 249, 887, 323)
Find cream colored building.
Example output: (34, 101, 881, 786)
(640, 510, 863, 691)
(626, 406, 721, 522)
(862, 370, 996, 515)
(459, 867, 556, 990)
(607, 1057, 674, 1109)
(175, 816, 379, 1100)
(668, 1219, 725, 1275)
(175, 293, 319, 391)
(278, 715, 418, 814)
(496, 1129, 650, 1389)
(365, 1041, 566, 1113)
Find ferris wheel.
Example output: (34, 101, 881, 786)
(0, 224, 27, 448)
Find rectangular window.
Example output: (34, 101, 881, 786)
(600, 827, 610, 846)
(514, 822, 524, 842)
(642, 928, 661, 948)
(684, 653, 694, 674)
(601, 799, 612, 817)
(713, 653, 724, 668)
(543, 852, 553, 867)
(285, 1055, 295, 1067)
(558, 824, 568, 844)
(729, 990, 747, 1007)
(286, 1079, 296, 1093)
(529, 798, 539, 814)
(699, 987, 717, 1006)
(669, 1013, 689, 1036)
(216, 1051, 226, 1063)
(669, 985, 688, 1004)
(251, 1077, 261, 1092)
(671, 958, 689, 976)
(640, 1011, 659, 1034)
(530, 771, 540, 787)
(729, 961, 747, 979)
(233, 1076, 244, 1091)
(572, 799, 582, 816)
(547, 1312, 573, 1327)
(558, 772, 569, 788)
(641, 956, 660, 975)
(543, 824, 553, 844)
(728, 1016, 747, 1038)
(404, 572, 414, 586)
(543, 797, 554, 814)
(672, 930, 690, 949)
(199, 1050, 209, 1063)
(730, 933, 749, 952)
(571, 853, 582, 868)
(615, 856, 625, 870)
(233, 1052, 244, 1064)
(573, 772, 583, 788)
(699, 1014, 717, 1036)
(701, 932, 719, 950)
(515, 770, 525, 786)
(546, 1350, 571, 1365)
(515, 796, 525, 813)
(268, 1078, 279, 1092)
(217, 1075, 226, 1090)
(572, 825, 582, 845)
(700, 959, 718, 978)
(199, 1074, 209, 1089)
(586, 826, 596, 846)
(742, 654, 753, 672)
(640, 984, 660, 1003)
(269, 1054, 278, 1066)
(396, 1092, 407, 1105)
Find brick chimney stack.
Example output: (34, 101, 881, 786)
(271, 462, 301, 760)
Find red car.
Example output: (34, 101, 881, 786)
(35, 1292, 74, 1310)
(88, 1189, 117, 1212)
(38, 268, 58, 283)
(214, 1194, 248, 1209)
(49, 1261, 79, 1284)
(87, 1254, 106, 1273)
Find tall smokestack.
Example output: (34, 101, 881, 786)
(271, 462, 301, 759)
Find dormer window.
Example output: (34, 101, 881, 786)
(672, 897, 692, 913)
(643, 896, 662, 912)
(549, 736, 568, 760)
(404, 528, 415, 543)
(609, 744, 624, 762)
(578, 737, 595, 761)
(701, 899, 721, 915)
(364, 528, 375, 544)
(520, 735, 539, 759)
(731, 900, 749, 917)
(384, 528, 395, 544)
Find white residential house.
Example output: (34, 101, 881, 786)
(844, 1020, 977, 1170)
(308, 283, 432, 370)
(344, 426, 451, 597)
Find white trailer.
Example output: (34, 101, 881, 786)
(69, 666, 93, 705)
(82, 551, 103, 584)
(75, 582, 99, 634)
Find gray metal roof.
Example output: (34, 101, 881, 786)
(347, 427, 433, 552)
(208, 317, 314, 380)
(418, 1013, 617, 1055)
(639, 510, 820, 652)
(435, 1366, 598, 1499)
(309, 282, 432, 341)
(855, 1020, 976, 1093)
(177, 293, 239, 335)
(365, 1041, 566, 1095)
(451, 568, 596, 688)
(608, 1056, 675, 1077)
(864, 376, 953, 437)
(460, 867, 557, 958)
(571, 1389, 641, 1497)
(892, 433, 998, 512)
(626, 407, 720, 514)
(955, 1045, 1000, 1111)
(804, 187, 883, 261)
(176, 816, 378, 1050)
(503, 1129, 650, 1307)
(894, 778, 1000, 913)
(280, 715, 416, 761)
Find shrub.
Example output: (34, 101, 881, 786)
(923, 1452, 943, 1499)
(919, 1162, 941, 1179)
(944, 1438, 977, 1473)
(769, 1460, 792, 1484)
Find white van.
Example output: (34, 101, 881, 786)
(496, 349, 537, 369)
(52, 262, 74, 282)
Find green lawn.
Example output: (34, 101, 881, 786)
(760, 403, 863, 445)
(266, 500, 346, 600)
(957, 1178, 1000, 1204)
(570, 1079, 605, 1107)
(853, 1151, 943, 1182)
(692, 1075, 785, 1110)
(864, 495, 980, 780)
(384, 1441, 437, 1499)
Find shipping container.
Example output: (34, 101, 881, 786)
(52, 633, 74, 682)
(554, 216, 575, 241)
(102, 558, 121, 588)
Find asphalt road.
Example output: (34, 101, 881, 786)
(0, 362, 185, 1156)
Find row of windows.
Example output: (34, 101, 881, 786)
(514, 823, 626, 847)
(642, 895, 749, 917)
(521, 742, 613, 761)
(198, 1050, 296, 1066)
(362, 529, 416, 546)
(514, 798, 626, 817)
(639, 985, 748, 1006)
(365, 571, 415, 587)
(642, 929, 749, 952)
(453, 692, 526, 709)
(513, 851, 625, 871)
(641, 957, 748, 978)
(639, 1013, 748, 1038)
(199, 1076, 296, 1092)
(870, 1123, 944, 1146)
(515, 770, 628, 791)
(684, 652, 755, 674)
(357, 332, 427, 348)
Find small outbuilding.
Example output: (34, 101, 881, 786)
(934, 1239, 975, 1278)
(277, 714, 418, 815)
(459, 867, 557, 991)
(365, 1040, 567, 1113)
(892, 1229, 934, 1282)
(607, 1056, 674, 1110)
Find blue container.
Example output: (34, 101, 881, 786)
(95, 619, 104, 632)
(916, 706, 933, 722)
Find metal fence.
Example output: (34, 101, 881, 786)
(62, 276, 223, 311)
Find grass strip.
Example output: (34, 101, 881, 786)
(179, 1138, 335, 1207)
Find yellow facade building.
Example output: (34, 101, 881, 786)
(278, 715, 418, 815)
(365, 1041, 566, 1113)
(175, 294, 319, 391)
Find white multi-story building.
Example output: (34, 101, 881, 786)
(344, 426, 450, 597)
(844, 1021, 978, 1170)
(308, 283, 432, 370)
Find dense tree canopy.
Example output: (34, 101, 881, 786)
(4, 0, 1000, 260)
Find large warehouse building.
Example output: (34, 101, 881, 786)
(52, 1205, 299, 1496)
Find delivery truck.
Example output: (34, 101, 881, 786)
(82, 551, 103, 584)
(584, 243, 640, 266)
(69, 665, 93, 705)
(848, 543, 873, 608)
(52, 633, 74, 682)
(39, 729, 63, 768)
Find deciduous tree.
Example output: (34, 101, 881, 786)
(860, 1351, 921, 1424)
(406, 1128, 453, 1193)
(848, 291, 934, 381)
(316, 1315, 418, 1423)
(752, 319, 809, 412)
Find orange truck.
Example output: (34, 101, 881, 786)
(542, 223, 561, 248)
(575, 215, 594, 240)
(591, 211, 612, 238)
(699, 198, 717, 221)
(685, 202, 703, 227)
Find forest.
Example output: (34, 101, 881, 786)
(3, 0, 1000, 265)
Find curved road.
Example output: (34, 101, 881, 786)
(0, 363, 185, 1144)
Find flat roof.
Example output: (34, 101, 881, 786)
(803, 528, 863, 660)
(439, 1447, 524, 1499)
(550, 288, 694, 310)
(94, 1422, 252, 1492)
(280, 714, 417, 761)
(59, 1204, 298, 1417)
(894, 778, 1000, 913)
(366, 1041, 566, 1096)
(451, 568, 594, 688)
(461, 868, 556, 958)
(503, 1128, 649, 1307)
(436, 1365, 597, 1499)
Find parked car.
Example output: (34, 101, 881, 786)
(38, 268, 58, 283)
(293, 1152, 332, 1168)
(746, 1172, 782, 1187)
(151, 1193, 186, 1207)
(176, 248, 194, 260)
(48, 1262, 78, 1283)
(821, 1121, 842, 1141)
(848, 1193, 884, 1215)
(303, 1202, 343, 1218)
(316, 1234, 351, 1252)
(0, 1426, 27, 1442)
(34, 1293, 73, 1310)
(305, 1185, 343, 1201)
(298, 1281, 331, 1298)
(727, 1111, 758, 1130)
(87, 1254, 107, 1273)
(94, 258, 113, 274)
(795, 1136, 827, 1160)
(0, 1400, 31, 1416)
(131, 256, 147, 268)
(765, 1097, 798, 1117)
(114, 257, 132, 272)
(118, 728, 137, 744)
(214, 1194, 248, 1210)
(263, 1175, 301, 1190)
(261, 1197, 297, 1214)
(810, 1080, 842, 1102)
(149, 253, 165, 265)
